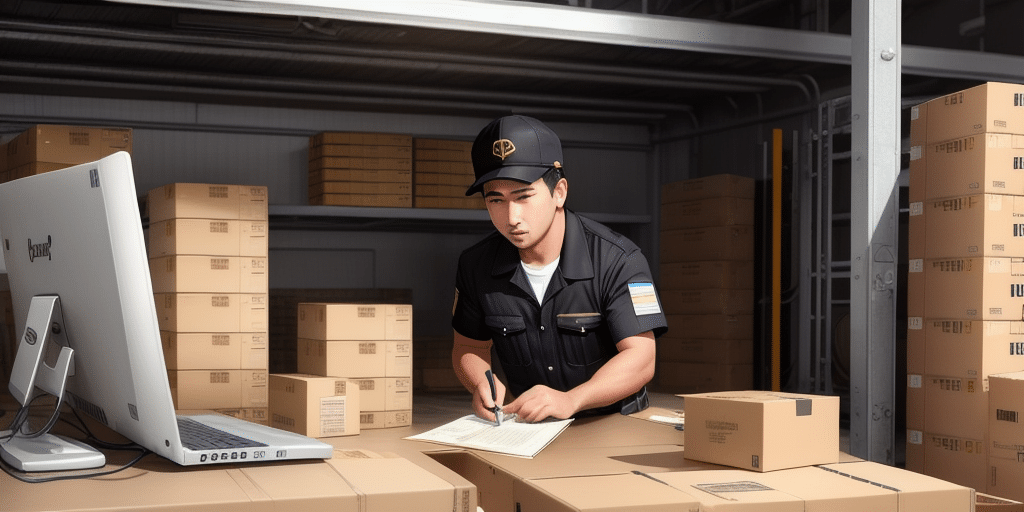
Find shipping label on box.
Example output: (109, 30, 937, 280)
(269, 374, 360, 438)
(924, 194, 1024, 258)
(922, 320, 1024, 385)
(297, 303, 412, 341)
(681, 390, 840, 472)
(925, 82, 1024, 144)
(925, 133, 1024, 200)
(922, 257, 1024, 320)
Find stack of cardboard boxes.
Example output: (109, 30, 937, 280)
(906, 81, 1024, 497)
(308, 132, 414, 207)
(656, 174, 756, 392)
(147, 183, 271, 424)
(279, 302, 414, 432)
(412, 138, 481, 209)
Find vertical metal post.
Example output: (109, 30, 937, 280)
(850, 0, 900, 464)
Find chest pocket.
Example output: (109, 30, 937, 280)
(484, 315, 531, 367)
(557, 313, 606, 367)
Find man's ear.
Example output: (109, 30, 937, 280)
(554, 178, 568, 207)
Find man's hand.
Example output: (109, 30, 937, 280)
(473, 374, 506, 422)
(502, 385, 577, 423)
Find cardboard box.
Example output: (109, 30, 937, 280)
(269, 374, 360, 438)
(924, 133, 1024, 200)
(660, 225, 754, 263)
(297, 303, 412, 341)
(360, 409, 412, 429)
(308, 168, 412, 184)
(924, 194, 1024, 258)
(659, 260, 754, 290)
(413, 137, 473, 152)
(148, 218, 269, 258)
(413, 160, 475, 174)
(661, 174, 756, 202)
(921, 320, 1024, 386)
(147, 183, 268, 223)
(818, 461, 976, 512)
(161, 331, 267, 370)
(154, 293, 268, 333)
(923, 375, 988, 439)
(513, 472, 702, 512)
(5, 124, 132, 169)
(657, 338, 753, 365)
(989, 458, 1024, 503)
(297, 339, 387, 378)
(922, 257, 1024, 321)
(346, 377, 413, 411)
(309, 193, 413, 207)
(168, 369, 267, 409)
(659, 196, 754, 230)
(310, 131, 412, 147)
(682, 390, 840, 472)
(308, 144, 412, 160)
(924, 82, 1024, 144)
(920, 430, 989, 493)
(989, 371, 1024, 459)
(657, 361, 753, 392)
(663, 314, 753, 339)
(149, 255, 267, 294)
(977, 492, 1024, 512)
(414, 172, 474, 186)
(660, 288, 753, 315)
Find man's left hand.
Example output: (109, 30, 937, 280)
(502, 385, 577, 423)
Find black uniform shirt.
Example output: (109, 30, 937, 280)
(452, 209, 668, 415)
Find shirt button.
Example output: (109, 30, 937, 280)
(540, 325, 545, 331)
(548, 366, 554, 371)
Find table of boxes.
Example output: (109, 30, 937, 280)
(906, 81, 1024, 499)
(656, 174, 756, 393)
(147, 183, 271, 425)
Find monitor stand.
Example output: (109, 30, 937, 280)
(0, 295, 105, 472)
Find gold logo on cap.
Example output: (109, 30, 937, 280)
(493, 139, 516, 160)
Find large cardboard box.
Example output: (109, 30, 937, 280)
(149, 255, 267, 294)
(347, 377, 413, 411)
(659, 260, 754, 290)
(923, 133, 1024, 200)
(660, 288, 753, 315)
(297, 303, 412, 341)
(168, 369, 268, 410)
(921, 320, 1024, 386)
(924, 82, 1024, 144)
(988, 371, 1024, 501)
(682, 390, 840, 472)
(659, 196, 754, 230)
(660, 174, 756, 202)
(657, 361, 753, 392)
(978, 492, 1024, 511)
(924, 194, 1024, 258)
(268, 374, 360, 438)
(513, 472, 702, 512)
(5, 124, 132, 169)
(148, 218, 269, 258)
(660, 225, 754, 263)
(147, 183, 268, 223)
(922, 257, 1024, 321)
(161, 331, 268, 370)
(154, 293, 268, 333)
(297, 339, 387, 378)
(818, 461, 976, 512)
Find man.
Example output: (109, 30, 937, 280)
(451, 114, 667, 423)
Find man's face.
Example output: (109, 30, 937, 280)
(482, 176, 566, 252)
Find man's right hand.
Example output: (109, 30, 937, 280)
(474, 374, 506, 422)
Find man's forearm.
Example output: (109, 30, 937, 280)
(566, 332, 656, 413)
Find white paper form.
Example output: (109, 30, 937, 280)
(404, 414, 573, 458)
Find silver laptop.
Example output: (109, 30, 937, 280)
(0, 152, 332, 469)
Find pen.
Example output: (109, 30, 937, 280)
(485, 369, 502, 426)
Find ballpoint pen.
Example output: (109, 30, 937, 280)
(485, 369, 502, 426)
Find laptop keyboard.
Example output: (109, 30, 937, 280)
(177, 417, 268, 451)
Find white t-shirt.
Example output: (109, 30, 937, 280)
(521, 257, 560, 304)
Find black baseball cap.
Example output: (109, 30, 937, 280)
(465, 115, 563, 196)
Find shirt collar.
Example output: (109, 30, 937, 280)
(490, 209, 594, 281)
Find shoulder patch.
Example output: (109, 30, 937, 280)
(628, 282, 661, 316)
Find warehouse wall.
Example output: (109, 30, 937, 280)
(0, 93, 656, 346)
